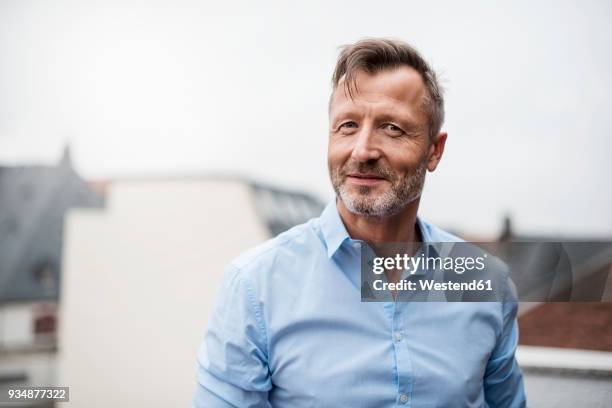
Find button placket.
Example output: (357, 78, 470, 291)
(393, 303, 412, 407)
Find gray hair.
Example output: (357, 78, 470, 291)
(331, 38, 445, 140)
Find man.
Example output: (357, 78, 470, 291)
(193, 38, 527, 407)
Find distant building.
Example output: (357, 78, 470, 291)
(0, 145, 104, 399)
(498, 216, 612, 348)
(58, 176, 323, 407)
(499, 216, 612, 407)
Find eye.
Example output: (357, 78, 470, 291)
(338, 121, 358, 134)
(340, 121, 358, 129)
(382, 123, 405, 136)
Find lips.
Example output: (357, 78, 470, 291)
(348, 173, 385, 179)
(346, 173, 387, 186)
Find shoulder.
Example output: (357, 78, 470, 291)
(228, 217, 323, 278)
(418, 217, 464, 243)
(419, 217, 515, 301)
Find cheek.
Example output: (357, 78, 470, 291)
(384, 146, 427, 174)
(327, 138, 351, 168)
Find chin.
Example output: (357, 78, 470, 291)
(341, 193, 393, 218)
(346, 183, 386, 196)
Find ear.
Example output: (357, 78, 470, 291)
(426, 132, 447, 172)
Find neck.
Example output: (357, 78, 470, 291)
(336, 197, 422, 244)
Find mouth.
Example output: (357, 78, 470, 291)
(345, 173, 387, 186)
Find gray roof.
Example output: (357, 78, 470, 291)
(0, 146, 105, 303)
(497, 217, 612, 301)
(249, 182, 324, 237)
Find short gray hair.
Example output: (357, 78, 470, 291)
(331, 38, 444, 140)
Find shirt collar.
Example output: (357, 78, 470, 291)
(320, 199, 351, 258)
(319, 198, 438, 262)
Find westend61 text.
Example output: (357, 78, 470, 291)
(372, 279, 493, 292)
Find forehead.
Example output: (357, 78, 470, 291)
(330, 66, 427, 121)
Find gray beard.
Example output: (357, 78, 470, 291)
(330, 160, 427, 218)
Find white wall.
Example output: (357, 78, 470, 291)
(58, 179, 270, 407)
(0, 304, 33, 349)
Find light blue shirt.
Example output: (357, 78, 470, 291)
(193, 200, 527, 407)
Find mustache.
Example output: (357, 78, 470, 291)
(340, 160, 395, 180)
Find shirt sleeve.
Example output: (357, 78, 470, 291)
(192, 264, 272, 408)
(484, 277, 528, 407)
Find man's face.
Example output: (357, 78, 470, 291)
(328, 66, 438, 217)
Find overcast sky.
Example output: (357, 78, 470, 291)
(1, 0, 611, 237)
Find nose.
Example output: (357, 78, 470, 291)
(351, 125, 381, 163)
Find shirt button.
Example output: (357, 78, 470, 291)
(400, 394, 409, 404)
(394, 332, 402, 342)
